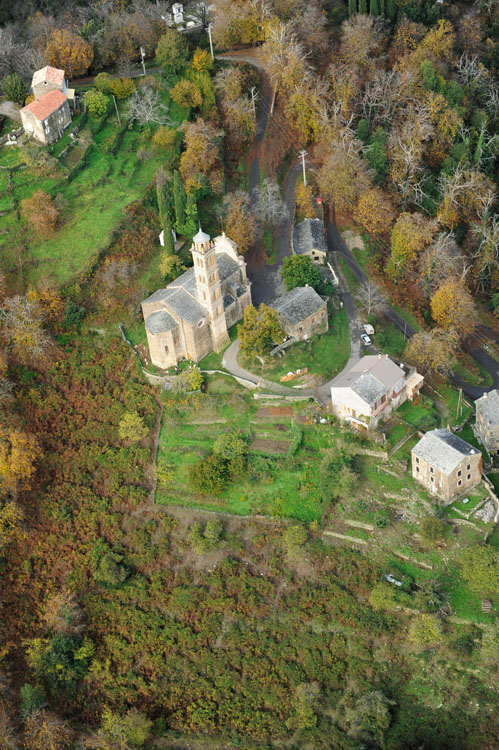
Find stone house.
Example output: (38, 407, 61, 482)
(142, 229, 251, 369)
(411, 428, 482, 503)
(20, 89, 71, 144)
(31, 66, 67, 100)
(270, 285, 328, 341)
(475, 389, 499, 454)
(292, 218, 327, 264)
(330, 354, 424, 429)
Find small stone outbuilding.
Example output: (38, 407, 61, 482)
(292, 218, 327, 263)
(31, 66, 66, 100)
(475, 389, 499, 454)
(411, 428, 482, 503)
(270, 285, 328, 341)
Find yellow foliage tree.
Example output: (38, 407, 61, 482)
(388, 212, 437, 279)
(0, 500, 25, 548)
(295, 182, 315, 219)
(404, 329, 455, 376)
(430, 278, 475, 338)
(420, 19, 456, 61)
(425, 92, 462, 167)
(44, 29, 93, 78)
(0, 428, 40, 494)
(224, 191, 256, 255)
(190, 48, 213, 72)
(170, 79, 203, 109)
(27, 278, 64, 326)
(353, 188, 396, 237)
(179, 118, 222, 194)
(23, 710, 73, 750)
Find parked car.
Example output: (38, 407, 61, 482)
(361, 333, 372, 346)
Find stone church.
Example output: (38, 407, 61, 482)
(142, 229, 251, 369)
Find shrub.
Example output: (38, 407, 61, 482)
(420, 516, 447, 544)
(21, 189, 59, 237)
(93, 72, 113, 93)
(189, 453, 231, 494)
(84, 88, 109, 117)
(109, 76, 136, 100)
(2, 72, 28, 103)
(188, 520, 224, 553)
(94, 550, 128, 587)
(408, 613, 443, 647)
(118, 412, 149, 443)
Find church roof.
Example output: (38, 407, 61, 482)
(145, 309, 178, 334)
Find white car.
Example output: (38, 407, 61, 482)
(361, 333, 372, 346)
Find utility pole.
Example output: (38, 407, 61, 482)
(112, 94, 121, 126)
(250, 86, 257, 117)
(299, 149, 307, 187)
(207, 23, 214, 61)
(270, 86, 277, 115)
(140, 46, 146, 76)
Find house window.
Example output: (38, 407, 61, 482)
(458, 480, 462, 486)
(416, 457, 419, 463)
(458, 470, 461, 476)
(298, 327, 303, 332)
(430, 467, 434, 473)
(467, 474, 471, 480)
(164, 345, 168, 353)
(467, 464, 470, 470)
(416, 467, 420, 473)
(431, 477, 434, 483)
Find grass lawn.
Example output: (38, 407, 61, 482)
(435, 383, 474, 427)
(337, 255, 359, 294)
(456, 423, 486, 459)
(373, 321, 408, 359)
(238, 307, 350, 385)
(452, 357, 493, 387)
(397, 395, 439, 431)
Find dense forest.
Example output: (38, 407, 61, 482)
(0, 1, 498, 748)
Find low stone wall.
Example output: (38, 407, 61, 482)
(0, 127, 24, 147)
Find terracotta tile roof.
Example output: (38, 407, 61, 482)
(31, 66, 65, 88)
(22, 90, 68, 121)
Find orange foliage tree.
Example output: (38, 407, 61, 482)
(44, 29, 93, 78)
(21, 189, 59, 238)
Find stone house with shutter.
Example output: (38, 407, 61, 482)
(411, 429, 482, 503)
(475, 389, 499, 454)
(330, 354, 424, 430)
(270, 285, 328, 341)
(292, 218, 327, 264)
(142, 229, 251, 369)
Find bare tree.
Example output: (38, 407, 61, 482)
(418, 233, 467, 297)
(354, 281, 388, 317)
(0, 296, 52, 365)
(252, 178, 288, 227)
(361, 71, 404, 126)
(127, 89, 171, 128)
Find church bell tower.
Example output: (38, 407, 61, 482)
(191, 228, 230, 352)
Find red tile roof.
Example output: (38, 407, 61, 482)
(22, 90, 68, 121)
(31, 66, 65, 88)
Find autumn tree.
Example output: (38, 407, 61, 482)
(353, 187, 395, 236)
(21, 189, 59, 237)
(118, 412, 149, 443)
(170, 79, 202, 110)
(41, 589, 84, 636)
(0, 295, 52, 365)
(281, 255, 324, 292)
(0, 428, 40, 494)
(318, 132, 372, 215)
(189, 48, 213, 73)
(417, 233, 466, 299)
(179, 118, 223, 195)
(387, 212, 437, 279)
(155, 29, 189, 74)
(404, 330, 455, 376)
(295, 182, 315, 218)
(222, 191, 256, 254)
(23, 710, 73, 750)
(109, 77, 136, 100)
(44, 29, 93, 77)
(430, 278, 475, 338)
(339, 14, 383, 77)
(354, 281, 388, 317)
(0, 499, 25, 549)
(238, 304, 285, 358)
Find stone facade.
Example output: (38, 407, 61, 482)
(142, 230, 251, 369)
(475, 389, 499, 454)
(20, 91, 71, 144)
(330, 354, 424, 430)
(412, 429, 482, 503)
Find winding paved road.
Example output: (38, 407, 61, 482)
(217, 51, 499, 403)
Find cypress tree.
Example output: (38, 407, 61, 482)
(183, 193, 199, 238)
(359, 0, 367, 14)
(173, 170, 186, 230)
(385, 0, 396, 22)
(348, 0, 357, 16)
(163, 214, 175, 254)
(379, 0, 385, 15)
(370, 0, 380, 15)
(156, 168, 167, 223)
